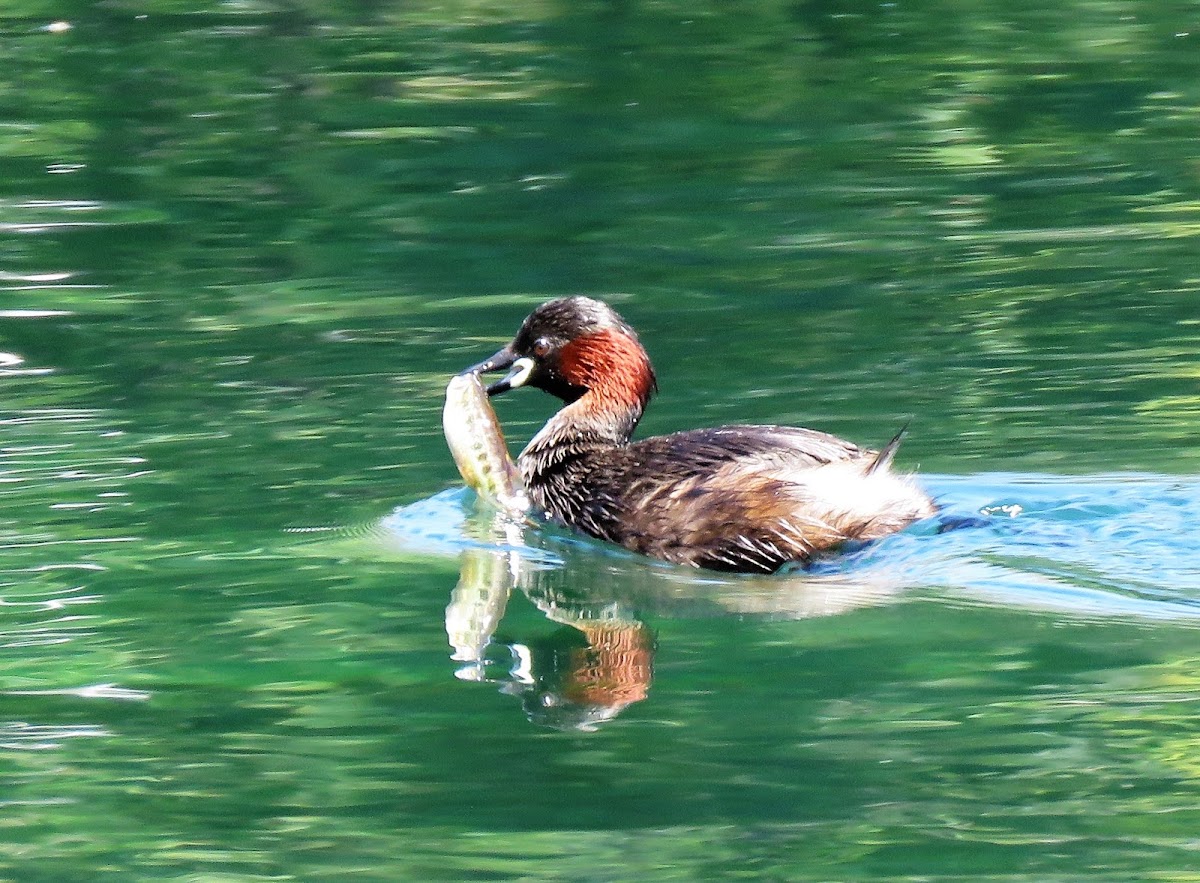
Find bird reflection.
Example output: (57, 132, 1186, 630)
(444, 508, 901, 731)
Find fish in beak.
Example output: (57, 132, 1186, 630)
(462, 347, 535, 397)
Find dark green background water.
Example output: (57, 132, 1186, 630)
(3, 2, 1200, 879)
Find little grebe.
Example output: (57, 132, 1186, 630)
(465, 297, 936, 573)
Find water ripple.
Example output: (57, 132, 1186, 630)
(0, 722, 111, 750)
(4, 683, 151, 702)
(874, 473, 1200, 619)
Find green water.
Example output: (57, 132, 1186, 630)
(3, 2, 1200, 879)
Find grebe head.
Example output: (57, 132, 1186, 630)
(464, 297, 656, 410)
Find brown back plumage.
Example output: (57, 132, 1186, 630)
(524, 424, 934, 573)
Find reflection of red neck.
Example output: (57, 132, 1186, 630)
(559, 329, 656, 435)
(564, 621, 655, 707)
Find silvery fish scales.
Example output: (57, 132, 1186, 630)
(442, 373, 530, 515)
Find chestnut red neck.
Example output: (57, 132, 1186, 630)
(524, 329, 656, 455)
(559, 329, 656, 417)
(559, 328, 662, 441)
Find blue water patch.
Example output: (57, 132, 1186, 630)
(851, 473, 1200, 620)
(378, 487, 563, 566)
(376, 488, 473, 557)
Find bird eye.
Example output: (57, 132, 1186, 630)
(532, 337, 552, 357)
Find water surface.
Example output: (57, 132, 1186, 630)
(2, 2, 1200, 879)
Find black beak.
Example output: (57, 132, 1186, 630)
(460, 347, 521, 397)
